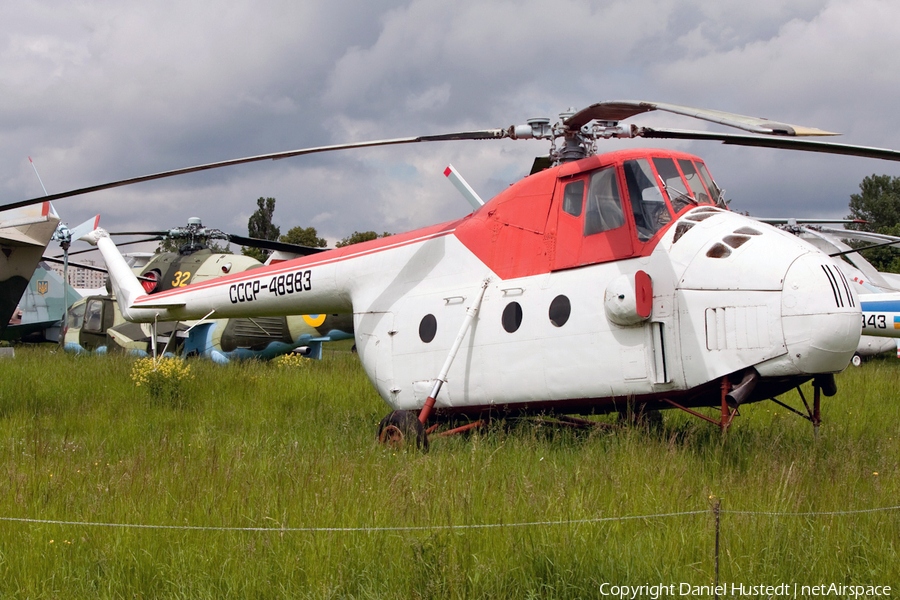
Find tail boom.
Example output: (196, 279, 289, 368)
(86, 227, 356, 322)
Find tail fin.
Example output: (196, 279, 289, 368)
(80, 228, 147, 318)
(68, 215, 101, 241)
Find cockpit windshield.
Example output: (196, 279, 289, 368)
(696, 162, 721, 205)
(624, 159, 671, 241)
(678, 159, 712, 204)
(652, 156, 718, 214)
(652, 157, 694, 213)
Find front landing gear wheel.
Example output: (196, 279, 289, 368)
(851, 353, 862, 367)
(377, 410, 429, 452)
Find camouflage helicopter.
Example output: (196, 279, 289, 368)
(2, 261, 88, 343)
(0, 203, 59, 339)
(1, 156, 100, 342)
(62, 218, 353, 361)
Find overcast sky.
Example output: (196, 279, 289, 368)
(4, 0, 900, 256)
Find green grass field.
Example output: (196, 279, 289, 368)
(0, 344, 897, 598)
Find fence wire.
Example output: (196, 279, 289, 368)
(1, 504, 898, 534)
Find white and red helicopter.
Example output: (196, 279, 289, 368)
(8, 101, 900, 448)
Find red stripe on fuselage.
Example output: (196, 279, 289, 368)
(132, 220, 465, 305)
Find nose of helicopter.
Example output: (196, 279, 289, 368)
(779, 252, 861, 374)
(670, 209, 861, 381)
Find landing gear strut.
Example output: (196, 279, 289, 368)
(661, 375, 741, 432)
(769, 374, 835, 434)
(378, 279, 489, 452)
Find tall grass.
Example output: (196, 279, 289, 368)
(0, 345, 897, 598)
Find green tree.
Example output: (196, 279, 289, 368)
(280, 226, 327, 248)
(243, 197, 281, 262)
(207, 240, 232, 254)
(155, 237, 181, 254)
(846, 174, 900, 273)
(335, 231, 391, 248)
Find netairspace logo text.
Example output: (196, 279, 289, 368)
(597, 582, 892, 599)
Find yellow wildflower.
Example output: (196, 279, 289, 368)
(273, 353, 312, 369)
(131, 356, 193, 404)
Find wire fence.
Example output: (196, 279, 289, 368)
(2, 504, 898, 534)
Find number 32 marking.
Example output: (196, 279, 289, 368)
(171, 271, 191, 287)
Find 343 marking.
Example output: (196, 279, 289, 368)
(862, 314, 887, 329)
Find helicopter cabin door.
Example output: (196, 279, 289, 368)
(552, 165, 634, 271)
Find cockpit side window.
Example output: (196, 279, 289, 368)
(562, 180, 584, 217)
(678, 159, 713, 205)
(583, 166, 625, 236)
(67, 302, 86, 330)
(624, 159, 673, 241)
(652, 157, 694, 213)
(84, 299, 104, 333)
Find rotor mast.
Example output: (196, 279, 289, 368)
(505, 108, 637, 166)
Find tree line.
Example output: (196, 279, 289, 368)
(845, 174, 900, 273)
(242, 197, 390, 262)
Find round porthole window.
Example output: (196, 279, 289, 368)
(502, 302, 523, 333)
(549, 295, 571, 327)
(419, 314, 437, 343)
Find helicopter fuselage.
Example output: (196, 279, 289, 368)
(94, 148, 861, 417)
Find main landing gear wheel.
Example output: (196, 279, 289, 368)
(377, 410, 429, 451)
(851, 353, 862, 367)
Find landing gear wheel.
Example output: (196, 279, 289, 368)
(851, 353, 862, 367)
(377, 410, 429, 451)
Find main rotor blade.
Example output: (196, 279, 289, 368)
(756, 218, 867, 225)
(56, 236, 163, 258)
(41, 256, 108, 274)
(41, 256, 157, 282)
(109, 230, 170, 237)
(106, 227, 328, 255)
(1, 129, 508, 213)
(637, 128, 900, 162)
(567, 101, 838, 136)
(816, 226, 900, 245)
(829, 239, 900, 257)
(226, 234, 328, 256)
